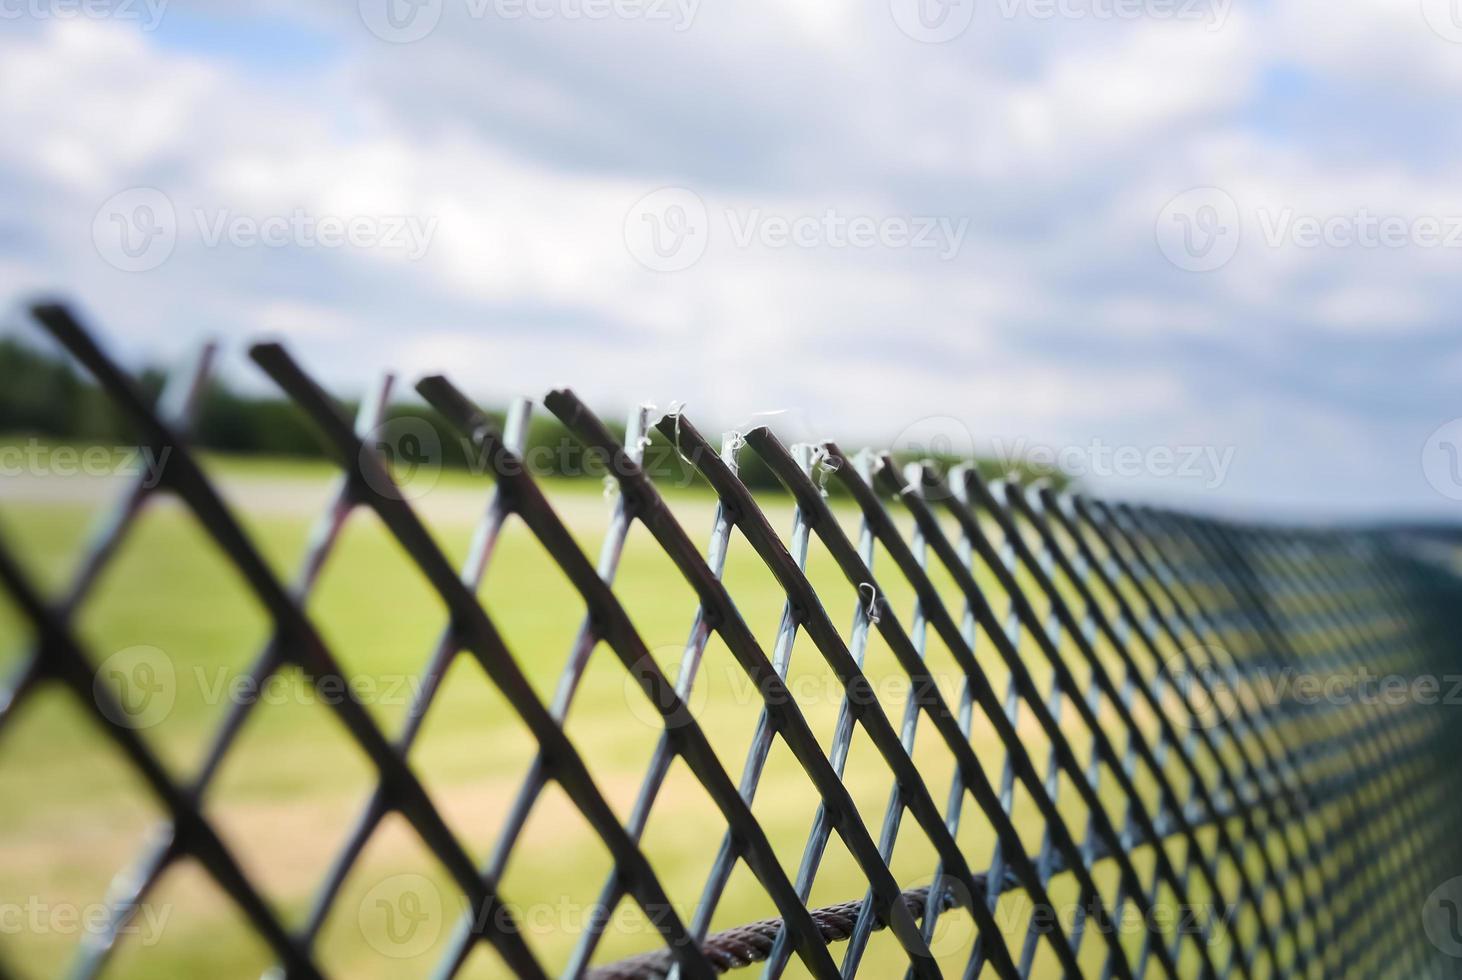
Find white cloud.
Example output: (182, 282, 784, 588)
(1272, 0, 1462, 89)
(2, 4, 1461, 516)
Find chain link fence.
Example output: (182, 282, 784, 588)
(2, 302, 1461, 979)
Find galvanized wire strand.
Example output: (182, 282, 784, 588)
(990, 478, 1278, 978)
(588, 772, 1349, 980)
(885, 464, 1180, 980)
(301, 396, 534, 955)
(1020, 489, 1308, 977)
(3, 302, 1460, 980)
(649, 419, 1015, 978)
(567, 429, 747, 978)
(33, 307, 554, 977)
(739, 434, 1089, 979)
(433, 403, 654, 978)
(1079, 497, 1332, 958)
(825, 452, 1138, 979)
(669, 444, 822, 980)
(761, 449, 884, 980)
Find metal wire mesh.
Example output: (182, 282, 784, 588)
(2, 302, 1460, 979)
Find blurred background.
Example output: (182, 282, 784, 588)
(2, 0, 1461, 515)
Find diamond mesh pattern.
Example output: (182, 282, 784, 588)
(2, 303, 1460, 979)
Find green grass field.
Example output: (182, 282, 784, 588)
(0, 455, 1218, 979)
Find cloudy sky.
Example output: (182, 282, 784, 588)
(3, 0, 1461, 517)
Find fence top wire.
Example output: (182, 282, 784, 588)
(1, 301, 1461, 980)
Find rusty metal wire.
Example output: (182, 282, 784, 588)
(2, 302, 1460, 979)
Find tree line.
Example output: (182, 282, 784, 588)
(0, 338, 1055, 494)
